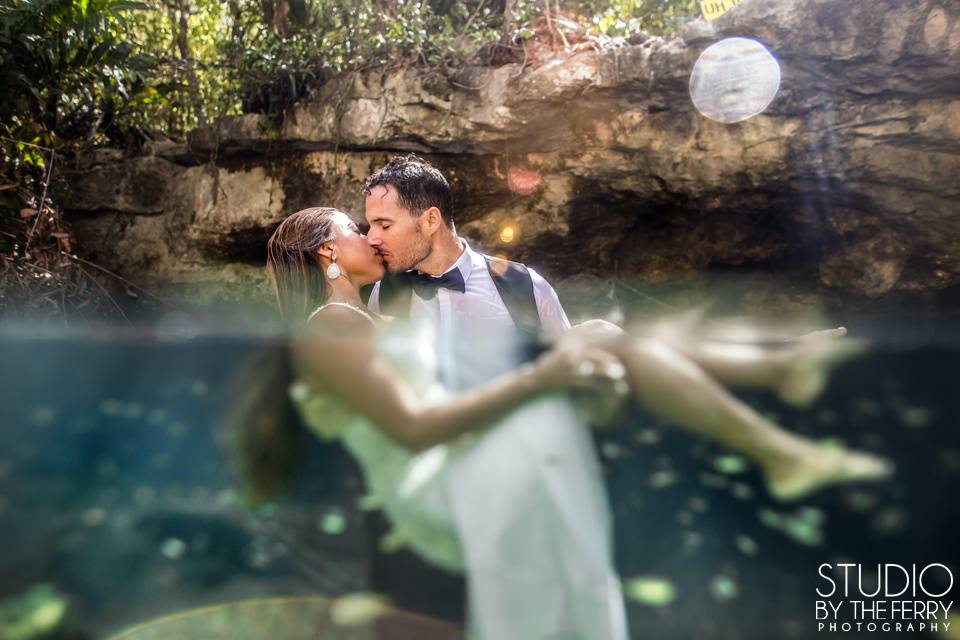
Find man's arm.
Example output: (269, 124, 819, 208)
(529, 268, 570, 340)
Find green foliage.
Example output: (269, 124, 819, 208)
(572, 0, 701, 36)
(214, 0, 697, 119)
(123, 0, 239, 136)
(0, 0, 154, 249)
(1, 0, 701, 139)
(220, 0, 505, 116)
(1, 0, 705, 142)
(0, 0, 151, 142)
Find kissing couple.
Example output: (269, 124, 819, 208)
(234, 154, 892, 639)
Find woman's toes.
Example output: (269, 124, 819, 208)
(766, 446, 894, 501)
(777, 340, 868, 408)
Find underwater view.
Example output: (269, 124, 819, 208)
(1, 299, 958, 639)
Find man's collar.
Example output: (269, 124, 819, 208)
(407, 238, 478, 285)
(446, 237, 482, 285)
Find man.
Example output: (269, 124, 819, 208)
(363, 155, 629, 639)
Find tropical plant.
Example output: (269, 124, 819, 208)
(0, 0, 152, 147)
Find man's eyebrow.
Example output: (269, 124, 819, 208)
(367, 216, 393, 223)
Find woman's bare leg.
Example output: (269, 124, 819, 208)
(579, 330, 893, 501)
(648, 330, 867, 408)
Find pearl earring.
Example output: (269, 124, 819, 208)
(326, 256, 342, 280)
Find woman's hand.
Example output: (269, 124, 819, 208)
(532, 346, 627, 394)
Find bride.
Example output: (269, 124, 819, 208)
(231, 206, 892, 635)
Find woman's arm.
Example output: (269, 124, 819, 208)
(292, 305, 614, 452)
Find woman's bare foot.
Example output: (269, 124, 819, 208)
(763, 444, 894, 502)
(776, 338, 868, 408)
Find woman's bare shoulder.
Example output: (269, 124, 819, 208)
(306, 303, 378, 337)
(293, 305, 379, 381)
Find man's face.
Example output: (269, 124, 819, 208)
(364, 184, 431, 273)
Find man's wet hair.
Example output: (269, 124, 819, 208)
(363, 154, 455, 230)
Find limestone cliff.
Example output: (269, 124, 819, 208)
(60, 0, 960, 318)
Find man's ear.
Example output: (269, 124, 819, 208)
(420, 207, 444, 236)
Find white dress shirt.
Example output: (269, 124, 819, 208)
(368, 238, 571, 391)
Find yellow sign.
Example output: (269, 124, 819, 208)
(700, 0, 743, 21)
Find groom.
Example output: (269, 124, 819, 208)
(362, 155, 629, 639)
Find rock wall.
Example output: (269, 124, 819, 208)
(61, 0, 960, 315)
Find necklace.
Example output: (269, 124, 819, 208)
(309, 300, 379, 326)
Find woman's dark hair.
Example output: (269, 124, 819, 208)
(222, 345, 307, 505)
(267, 206, 341, 322)
(363, 154, 455, 229)
(224, 206, 342, 504)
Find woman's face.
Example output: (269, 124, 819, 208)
(330, 211, 385, 285)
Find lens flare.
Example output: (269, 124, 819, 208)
(506, 166, 542, 195)
(690, 37, 781, 123)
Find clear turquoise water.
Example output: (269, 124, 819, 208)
(0, 328, 957, 639)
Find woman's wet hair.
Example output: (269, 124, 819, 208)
(222, 345, 306, 505)
(267, 206, 342, 322)
(225, 206, 343, 504)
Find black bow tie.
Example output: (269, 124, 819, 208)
(403, 269, 466, 300)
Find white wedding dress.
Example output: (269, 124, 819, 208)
(291, 302, 466, 573)
(290, 302, 629, 640)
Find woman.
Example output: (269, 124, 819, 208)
(234, 206, 891, 632)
